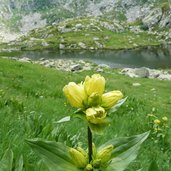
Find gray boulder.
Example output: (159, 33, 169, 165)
(75, 23, 83, 29)
(78, 42, 87, 49)
(59, 44, 65, 49)
(70, 64, 82, 72)
(134, 67, 149, 78)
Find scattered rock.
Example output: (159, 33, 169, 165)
(42, 41, 49, 47)
(78, 42, 87, 49)
(95, 41, 103, 48)
(121, 68, 137, 78)
(83, 66, 92, 71)
(93, 37, 100, 41)
(58, 26, 72, 33)
(104, 36, 109, 40)
(90, 47, 95, 50)
(39, 58, 45, 61)
(98, 64, 110, 68)
(18, 57, 31, 63)
(75, 23, 83, 29)
(96, 68, 104, 72)
(121, 67, 171, 81)
(59, 44, 65, 49)
(158, 74, 171, 80)
(134, 67, 149, 78)
(85, 34, 90, 36)
(70, 64, 82, 72)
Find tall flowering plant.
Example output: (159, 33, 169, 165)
(27, 74, 149, 171)
(63, 74, 123, 134)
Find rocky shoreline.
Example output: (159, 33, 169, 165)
(3, 57, 171, 81)
(4, 57, 111, 73)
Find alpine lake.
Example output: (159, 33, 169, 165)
(16, 45, 171, 69)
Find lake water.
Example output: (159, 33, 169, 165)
(20, 46, 171, 69)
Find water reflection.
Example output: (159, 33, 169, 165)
(21, 46, 171, 69)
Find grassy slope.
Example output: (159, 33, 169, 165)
(0, 58, 171, 170)
(0, 17, 161, 53)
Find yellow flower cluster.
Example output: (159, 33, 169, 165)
(63, 74, 123, 125)
(69, 144, 113, 170)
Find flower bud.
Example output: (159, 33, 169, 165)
(102, 91, 123, 109)
(84, 74, 105, 96)
(77, 147, 88, 159)
(63, 82, 86, 108)
(162, 116, 168, 122)
(87, 93, 102, 107)
(85, 164, 93, 171)
(154, 119, 161, 124)
(92, 159, 101, 168)
(96, 145, 113, 164)
(69, 148, 87, 168)
(85, 107, 106, 124)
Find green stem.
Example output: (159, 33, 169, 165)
(88, 127, 92, 163)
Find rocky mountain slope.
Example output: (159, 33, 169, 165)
(0, 0, 170, 32)
(0, 0, 170, 49)
(1, 16, 166, 52)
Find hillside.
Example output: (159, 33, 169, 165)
(0, 58, 171, 170)
(0, 1, 170, 34)
(0, 0, 170, 50)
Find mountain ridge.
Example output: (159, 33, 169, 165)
(0, 0, 170, 50)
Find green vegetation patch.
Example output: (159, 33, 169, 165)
(0, 58, 171, 170)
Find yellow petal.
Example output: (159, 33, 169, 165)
(63, 82, 87, 108)
(102, 91, 123, 109)
(84, 74, 105, 96)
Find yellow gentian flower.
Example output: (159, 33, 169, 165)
(102, 90, 123, 109)
(63, 82, 86, 108)
(84, 74, 105, 96)
(85, 107, 106, 124)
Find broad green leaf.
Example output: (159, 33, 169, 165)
(15, 155, 23, 171)
(26, 139, 79, 171)
(100, 131, 150, 171)
(0, 148, 13, 171)
(108, 97, 127, 115)
(56, 116, 71, 123)
(35, 160, 49, 171)
(23, 158, 35, 171)
(148, 161, 159, 171)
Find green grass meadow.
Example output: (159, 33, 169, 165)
(0, 58, 171, 170)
